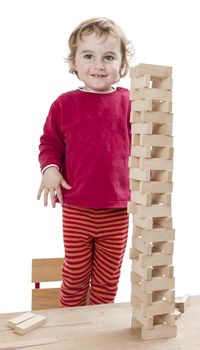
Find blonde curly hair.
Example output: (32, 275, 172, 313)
(67, 17, 134, 78)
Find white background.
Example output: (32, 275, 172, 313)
(0, 0, 199, 313)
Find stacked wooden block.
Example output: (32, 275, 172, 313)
(128, 63, 177, 340)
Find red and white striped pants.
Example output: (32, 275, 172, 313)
(60, 205, 129, 307)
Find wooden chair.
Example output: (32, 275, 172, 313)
(32, 258, 63, 310)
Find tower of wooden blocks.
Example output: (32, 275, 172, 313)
(128, 63, 177, 340)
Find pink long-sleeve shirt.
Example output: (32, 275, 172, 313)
(39, 87, 131, 208)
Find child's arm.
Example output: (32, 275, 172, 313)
(37, 166, 71, 208)
(38, 99, 71, 207)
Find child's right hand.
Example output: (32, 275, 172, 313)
(37, 167, 71, 208)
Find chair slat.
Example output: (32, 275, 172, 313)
(32, 288, 61, 310)
(32, 258, 63, 283)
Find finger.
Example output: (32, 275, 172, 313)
(55, 186, 63, 205)
(50, 190, 56, 208)
(44, 188, 49, 206)
(37, 185, 44, 200)
(61, 178, 72, 190)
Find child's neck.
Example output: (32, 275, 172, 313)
(79, 86, 116, 94)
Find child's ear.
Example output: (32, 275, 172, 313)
(120, 64, 126, 77)
(69, 59, 77, 73)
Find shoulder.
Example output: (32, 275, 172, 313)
(116, 87, 129, 95)
(115, 87, 130, 100)
(115, 87, 130, 103)
(49, 89, 82, 111)
(55, 89, 81, 103)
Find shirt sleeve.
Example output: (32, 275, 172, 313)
(38, 99, 65, 173)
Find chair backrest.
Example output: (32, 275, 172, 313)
(32, 258, 63, 310)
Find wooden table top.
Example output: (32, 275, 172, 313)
(0, 296, 200, 350)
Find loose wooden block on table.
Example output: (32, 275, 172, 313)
(175, 294, 191, 313)
(14, 314, 47, 335)
(7, 312, 36, 328)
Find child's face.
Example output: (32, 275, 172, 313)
(73, 33, 122, 92)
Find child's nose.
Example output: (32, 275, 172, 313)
(94, 59, 105, 70)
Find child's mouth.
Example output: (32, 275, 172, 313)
(91, 74, 106, 78)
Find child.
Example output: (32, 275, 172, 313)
(37, 17, 134, 307)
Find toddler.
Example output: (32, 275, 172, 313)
(37, 17, 133, 306)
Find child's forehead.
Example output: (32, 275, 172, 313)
(77, 32, 120, 49)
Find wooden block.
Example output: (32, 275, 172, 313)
(131, 316, 142, 329)
(131, 191, 152, 206)
(153, 289, 175, 303)
(151, 193, 171, 205)
(132, 284, 153, 304)
(154, 313, 176, 326)
(152, 77, 173, 90)
(131, 75, 150, 89)
(153, 122, 172, 136)
(152, 265, 174, 278)
(130, 88, 172, 102)
(131, 133, 140, 145)
(152, 101, 172, 113)
(133, 238, 152, 256)
(151, 146, 173, 159)
(153, 217, 173, 229)
(14, 314, 47, 335)
(140, 181, 173, 194)
(129, 247, 140, 259)
(175, 293, 191, 313)
(129, 168, 151, 181)
(134, 307, 153, 329)
(174, 309, 182, 320)
(131, 145, 151, 158)
(150, 170, 172, 182)
(134, 203, 171, 218)
(139, 252, 172, 268)
(141, 324, 177, 340)
(128, 156, 139, 168)
(141, 277, 175, 292)
(130, 179, 139, 191)
(153, 241, 174, 254)
(131, 99, 152, 111)
(130, 64, 172, 79)
(134, 214, 153, 229)
(140, 158, 173, 171)
(131, 271, 142, 284)
(163, 289, 175, 302)
(131, 122, 153, 134)
(135, 227, 175, 243)
(141, 301, 175, 317)
(132, 261, 152, 280)
(131, 192, 171, 206)
(8, 312, 36, 328)
(130, 111, 173, 124)
(140, 134, 173, 147)
(131, 295, 142, 307)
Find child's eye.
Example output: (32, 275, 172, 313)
(83, 54, 94, 60)
(104, 55, 114, 61)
